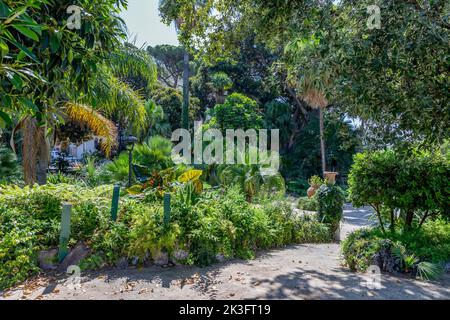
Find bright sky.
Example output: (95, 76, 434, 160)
(120, 0, 179, 48)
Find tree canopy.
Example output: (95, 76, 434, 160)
(160, 0, 449, 148)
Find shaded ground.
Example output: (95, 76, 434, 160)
(1, 204, 449, 300)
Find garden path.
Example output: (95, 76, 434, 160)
(2, 204, 449, 300)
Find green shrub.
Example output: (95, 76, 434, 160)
(348, 149, 449, 230)
(207, 93, 263, 131)
(341, 228, 382, 272)
(293, 215, 332, 243)
(316, 184, 345, 233)
(128, 203, 180, 262)
(286, 179, 308, 196)
(297, 196, 318, 211)
(0, 181, 335, 290)
(342, 219, 450, 277)
(0, 227, 40, 290)
(0, 184, 114, 289)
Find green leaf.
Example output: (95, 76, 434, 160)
(19, 97, 38, 112)
(12, 25, 39, 42)
(0, 110, 12, 126)
(67, 49, 73, 64)
(0, 40, 9, 57)
(50, 34, 60, 53)
(5, 38, 39, 62)
(6, 72, 23, 90)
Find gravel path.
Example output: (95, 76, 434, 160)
(2, 204, 449, 300)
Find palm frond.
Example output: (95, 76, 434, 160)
(416, 262, 443, 281)
(109, 43, 158, 90)
(65, 102, 118, 157)
(87, 66, 148, 134)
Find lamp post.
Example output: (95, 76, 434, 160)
(122, 135, 138, 187)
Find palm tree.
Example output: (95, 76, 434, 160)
(302, 79, 329, 175)
(11, 43, 157, 185)
(217, 164, 285, 202)
(159, 0, 209, 130)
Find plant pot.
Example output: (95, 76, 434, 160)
(307, 186, 318, 198)
(324, 171, 338, 185)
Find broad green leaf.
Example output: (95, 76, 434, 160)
(178, 169, 203, 183)
(0, 110, 12, 126)
(12, 25, 39, 42)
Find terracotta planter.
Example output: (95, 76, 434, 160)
(324, 171, 338, 185)
(307, 186, 318, 198)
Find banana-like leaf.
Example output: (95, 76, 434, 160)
(178, 169, 203, 183)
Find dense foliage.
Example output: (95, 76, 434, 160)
(342, 219, 450, 279)
(160, 0, 449, 147)
(316, 184, 345, 234)
(206, 93, 263, 131)
(348, 148, 450, 231)
(0, 182, 332, 290)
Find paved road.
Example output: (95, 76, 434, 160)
(2, 204, 449, 300)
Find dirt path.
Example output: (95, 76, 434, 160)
(2, 204, 449, 300)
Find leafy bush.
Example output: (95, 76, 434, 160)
(0, 181, 334, 290)
(293, 215, 332, 243)
(348, 149, 449, 230)
(342, 219, 450, 279)
(297, 197, 318, 212)
(128, 203, 180, 261)
(150, 84, 201, 131)
(316, 184, 345, 233)
(341, 228, 383, 273)
(308, 175, 323, 188)
(98, 136, 174, 185)
(207, 93, 263, 131)
(286, 179, 308, 196)
(0, 184, 113, 289)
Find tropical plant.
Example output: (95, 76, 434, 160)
(217, 163, 285, 202)
(210, 71, 233, 104)
(1, 0, 146, 185)
(178, 169, 204, 193)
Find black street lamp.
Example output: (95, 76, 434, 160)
(122, 135, 138, 187)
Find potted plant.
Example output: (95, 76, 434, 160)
(307, 175, 323, 198)
(324, 171, 338, 185)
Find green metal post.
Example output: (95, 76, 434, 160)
(58, 203, 72, 262)
(163, 193, 171, 226)
(111, 184, 120, 221)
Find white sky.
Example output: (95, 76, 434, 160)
(120, 0, 179, 48)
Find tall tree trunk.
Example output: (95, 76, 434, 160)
(22, 117, 49, 185)
(182, 49, 190, 130)
(319, 107, 326, 175)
